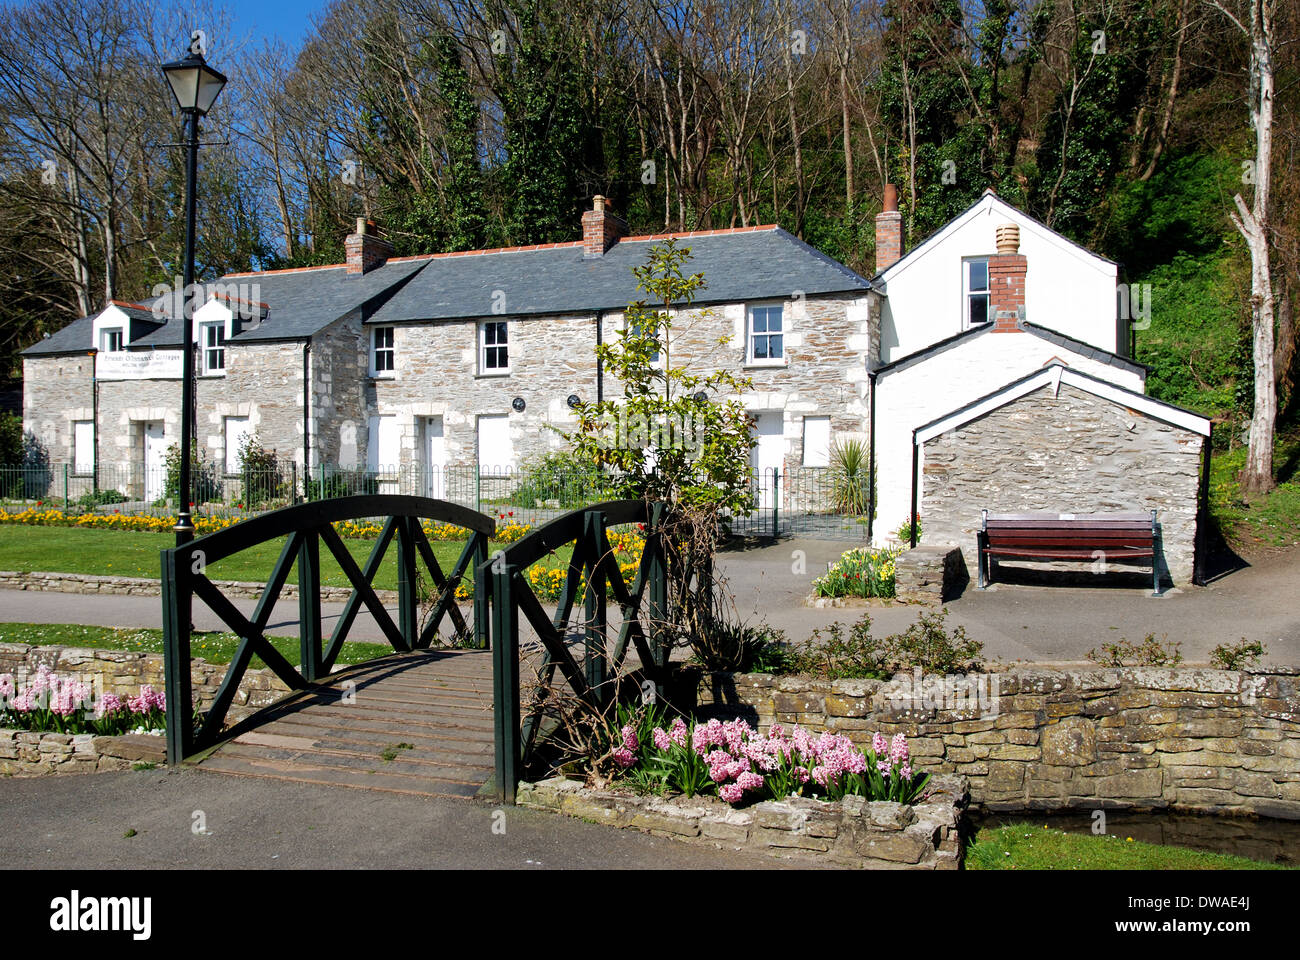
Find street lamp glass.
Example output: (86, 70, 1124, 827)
(161, 51, 226, 115)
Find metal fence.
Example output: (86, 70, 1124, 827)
(0, 461, 873, 539)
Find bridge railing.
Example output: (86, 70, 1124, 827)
(160, 495, 494, 763)
(482, 499, 669, 803)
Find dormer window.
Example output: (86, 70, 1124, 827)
(201, 321, 226, 374)
(964, 258, 990, 327)
(99, 328, 124, 352)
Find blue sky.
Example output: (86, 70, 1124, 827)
(225, 0, 326, 50)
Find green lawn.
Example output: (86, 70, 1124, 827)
(966, 822, 1286, 870)
(0, 621, 393, 667)
(0, 525, 476, 590)
(1209, 429, 1300, 550)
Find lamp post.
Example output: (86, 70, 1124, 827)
(161, 47, 226, 545)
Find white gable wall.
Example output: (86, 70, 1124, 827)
(872, 331, 1146, 545)
(877, 196, 1119, 363)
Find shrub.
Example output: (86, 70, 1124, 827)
(1087, 634, 1184, 667)
(0, 411, 21, 467)
(164, 440, 220, 505)
(828, 439, 871, 515)
(791, 609, 984, 680)
(897, 513, 922, 543)
(509, 452, 606, 508)
(689, 615, 793, 672)
(73, 488, 129, 511)
(236, 432, 286, 509)
(811, 545, 900, 599)
(1209, 639, 1267, 670)
(305, 467, 379, 500)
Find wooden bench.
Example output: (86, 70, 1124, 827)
(976, 510, 1163, 595)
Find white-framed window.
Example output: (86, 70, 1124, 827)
(201, 322, 226, 374)
(747, 304, 784, 364)
(73, 420, 94, 475)
(223, 416, 251, 475)
(99, 328, 124, 353)
(963, 258, 990, 328)
(802, 416, 831, 468)
(627, 313, 662, 364)
(370, 326, 395, 376)
(479, 320, 509, 374)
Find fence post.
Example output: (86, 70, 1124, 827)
(488, 558, 520, 804)
(318, 463, 325, 501)
(583, 510, 608, 707)
(771, 468, 780, 538)
(395, 516, 418, 651)
(648, 502, 668, 669)
(472, 534, 489, 649)
(475, 466, 482, 516)
(297, 528, 323, 681)
(161, 546, 194, 764)
(290, 461, 298, 504)
(63, 463, 69, 512)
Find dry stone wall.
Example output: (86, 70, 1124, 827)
(0, 729, 165, 776)
(692, 666, 1300, 819)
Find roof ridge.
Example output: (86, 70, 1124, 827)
(108, 299, 152, 312)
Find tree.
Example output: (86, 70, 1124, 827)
(1207, 0, 1278, 492)
(562, 239, 755, 655)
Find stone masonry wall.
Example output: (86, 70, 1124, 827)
(921, 383, 1204, 584)
(693, 666, 1300, 819)
(0, 729, 165, 776)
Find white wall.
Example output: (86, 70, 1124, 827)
(871, 331, 1146, 545)
(877, 195, 1119, 363)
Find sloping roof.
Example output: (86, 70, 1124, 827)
(367, 226, 872, 325)
(22, 301, 163, 357)
(24, 226, 870, 356)
(870, 319, 1147, 379)
(873, 190, 1116, 284)
(914, 363, 1211, 443)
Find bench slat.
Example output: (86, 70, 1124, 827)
(984, 547, 1155, 560)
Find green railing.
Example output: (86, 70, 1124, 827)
(483, 499, 669, 803)
(159, 495, 494, 763)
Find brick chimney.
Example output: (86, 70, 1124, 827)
(874, 184, 903, 274)
(988, 222, 1027, 332)
(581, 195, 627, 258)
(345, 218, 394, 275)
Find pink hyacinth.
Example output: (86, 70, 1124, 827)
(652, 727, 672, 751)
(621, 724, 638, 752)
(667, 718, 687, 748)
(890, 733, 909, 765)
(95, 692, 124, 719)
(0, 673, 14, 700)
(872, 732, 888, 756)
(718, 783, 745, 803)
(611, 746, 636, 769)
(735, 770, 764, 792)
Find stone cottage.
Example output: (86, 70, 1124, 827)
(20, 190, 1212, 584)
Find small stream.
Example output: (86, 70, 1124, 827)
(966, 808, 1300, 866)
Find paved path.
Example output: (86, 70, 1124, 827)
(199, 649, 496, 798)
(0, 767, 786, 870)
(2, 539, 1298, 663)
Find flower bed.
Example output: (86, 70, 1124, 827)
(606, 710, 931, 808)
(811, 546, 902, 599)
(517, 773, 968, 869)
(1, 665, 165, 736)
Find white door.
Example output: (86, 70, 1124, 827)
(423, 417, 446, 499)
(750, 412, 784, 509)
(368, 415, 400, 494)
(143, 422, 166, 502)
(224, 416, 251, 475)
(477, 415, 513, 476)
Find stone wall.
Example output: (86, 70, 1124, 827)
(921, 383, 1204, 585)
(0, 643, 290, 720)
(517, 773, 967, 869)
(893, 545, 968, 604)
(691, 666, 1300, 819)
(0, 729, 165, 776)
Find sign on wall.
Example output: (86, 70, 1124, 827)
(95, 350, 182, 381)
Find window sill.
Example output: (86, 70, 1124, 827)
(744, 359, 789, 370)
(199, 372, 227, 379)
(475, 370, 511, 379)
(369, 373, 397, 381)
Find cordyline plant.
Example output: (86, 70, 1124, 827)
(562, 239, 756, 663)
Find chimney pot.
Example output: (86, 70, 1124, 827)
(883, 183, 898, 213)
(995, 222, 1020, 254)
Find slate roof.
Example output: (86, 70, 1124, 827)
(870, 319, 1148, 379)
(22, 301, 163, 357)
(24, 227, 869, 356)
(367, 226, 872, 325)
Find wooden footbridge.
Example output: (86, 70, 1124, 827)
(161, 496, 670, 802)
